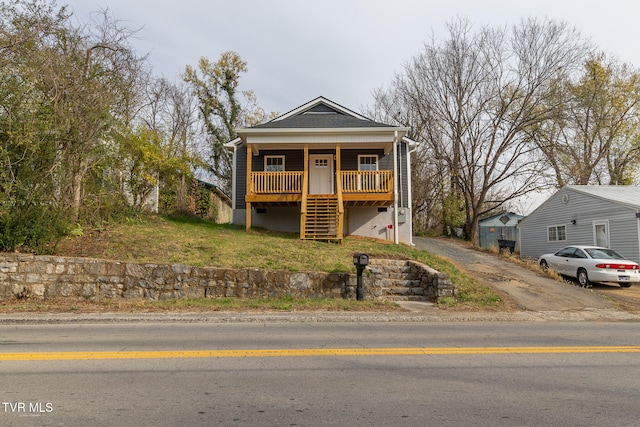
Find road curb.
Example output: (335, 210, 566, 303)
(1, 308, 640, 324)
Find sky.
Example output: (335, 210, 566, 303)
(63, 0, 640, 117)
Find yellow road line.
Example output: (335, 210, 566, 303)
(2, 346, 640, 361)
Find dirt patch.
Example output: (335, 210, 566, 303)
(54, 229, 116, 259)
(589, 282, 640, 311)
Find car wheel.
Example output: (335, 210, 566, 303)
(619, 282, 632, 288)
(577, 268, 589, 287)
(539, 259, 548, 270)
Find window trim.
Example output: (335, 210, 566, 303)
(264, 155, 285, 172)
(357, 154, 378, 171)
(547, 224, 567, 242)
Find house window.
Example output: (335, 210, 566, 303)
(265, 156, 285, 172)
(548, 225, 567, 242)
(358, 155, 378, 191)
(358, 155, 378, 171)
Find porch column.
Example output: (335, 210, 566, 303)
(300, 144, 309, 239)
(246, 144, 253, 231)
(335, 144, 344, 241)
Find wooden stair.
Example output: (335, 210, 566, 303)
(304, 195, 340, 241)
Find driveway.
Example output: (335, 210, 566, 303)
(413, 237, 616, 312)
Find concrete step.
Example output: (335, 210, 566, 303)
(382, 295, 430, 302)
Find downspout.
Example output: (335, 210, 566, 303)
(407, 141, 418, 246)
(636, 210, 640, 264)
(393, 131, 399, 244)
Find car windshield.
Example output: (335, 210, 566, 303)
(584, 248, 624, 260)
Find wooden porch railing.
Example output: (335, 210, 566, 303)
(251, 171, 303, 194)
(249, 170, 393, 194)
(341, 170, 393, 193)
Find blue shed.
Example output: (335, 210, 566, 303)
(478, 212, 525, 251)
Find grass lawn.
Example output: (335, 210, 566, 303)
(13, 214, 507, 312)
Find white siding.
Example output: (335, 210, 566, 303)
(519, 187, 640, 263)
(347, 206, 412, 245)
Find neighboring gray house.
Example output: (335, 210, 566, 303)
(518, 185, 640, 263)
(478, 212, 524, 251)
(225, 97, 418, 244)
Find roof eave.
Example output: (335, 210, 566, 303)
(236, 126, 410, 136)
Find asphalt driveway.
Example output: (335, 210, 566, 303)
(413, 236, 616, 312)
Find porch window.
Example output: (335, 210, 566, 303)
(265, 155, 285, 172)
(358, 155, 378, 191)
(547, 225, 567, 242)
(358, 155, 378, 171)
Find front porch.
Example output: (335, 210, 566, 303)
(244, 144, 395, 242)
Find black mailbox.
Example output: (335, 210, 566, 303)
(353, 253, 369, 301)
(353, 253, 369, 268)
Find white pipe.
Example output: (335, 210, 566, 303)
(393, 131, 399, 245)
(407, 141, 417, 246)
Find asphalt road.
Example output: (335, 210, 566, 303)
(2, 322, 640, 426)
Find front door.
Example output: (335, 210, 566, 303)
(309, 154, 334, 195)
(593, 220, 609, 248)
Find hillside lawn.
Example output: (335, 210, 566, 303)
(1, 215, 509, 313)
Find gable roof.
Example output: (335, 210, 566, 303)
(520, 185, 640, 227)
(567, 185, 640, 210)
(478, 211, 525, 227)
(226, 97, 414, 150)
(253, 96, 391, 129)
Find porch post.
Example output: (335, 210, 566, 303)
(300, 144, 309, 239)
(246, 144, 253, 231)
(335, 143, 344, 242)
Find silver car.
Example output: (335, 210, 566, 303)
(538, 246, 640, 288)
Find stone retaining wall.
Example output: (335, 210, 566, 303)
(0, 254, 455, 303)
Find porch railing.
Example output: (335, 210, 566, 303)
(251, 171, 303, 194)
(341, 170, 393, 193)
(249, 170, 393, 194)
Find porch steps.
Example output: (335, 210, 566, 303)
(304, 196, 340, 241)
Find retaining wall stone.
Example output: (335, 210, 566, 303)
(0, 254, 455, 303)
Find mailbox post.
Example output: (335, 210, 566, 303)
(352, 253, 369, 301)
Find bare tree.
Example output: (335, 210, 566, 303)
(140, 77, 203, 212)
(374, 17, 589, 243)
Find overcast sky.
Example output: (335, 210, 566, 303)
(64, 0, 640, 117)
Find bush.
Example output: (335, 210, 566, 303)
(0, 205, 69, 254)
